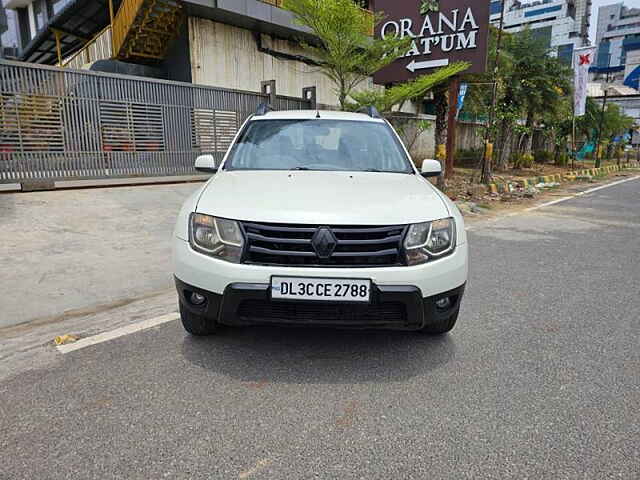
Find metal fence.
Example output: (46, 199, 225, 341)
(0, 59, 311, 184)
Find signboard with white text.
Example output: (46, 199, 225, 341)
(373, 0, 490, 84)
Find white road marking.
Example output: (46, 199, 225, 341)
(574, 175, 640, 196)
(523, 196, 575, 212)
(464, 175, 639, 231)
(56, 312, 179, 354)
(525, 175, 639, 212)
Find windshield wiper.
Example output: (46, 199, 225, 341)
(290, 167, 311, 171)
(362, 168, 412, 174)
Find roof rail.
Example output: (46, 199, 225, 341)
(357, 105, 382, 119)
(255, 103, 274, 116)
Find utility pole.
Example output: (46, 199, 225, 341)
(480, 0, 506, 184)
(571, 113, 576, 171)
(594, 85, 609, 168)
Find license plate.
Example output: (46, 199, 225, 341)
(271, 276, 371, 303)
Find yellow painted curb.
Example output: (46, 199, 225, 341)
(483, 163, 634, 190)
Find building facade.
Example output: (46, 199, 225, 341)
(489, 0, 591, 64)
(594, 2, 640, 89)
(0, 0, 378, 107)
(2, 0, 85, 58)
(0, 2, 19, 58)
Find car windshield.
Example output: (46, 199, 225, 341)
(224, 119, 413, 173)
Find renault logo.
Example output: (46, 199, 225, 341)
(311, 227, 337, 259)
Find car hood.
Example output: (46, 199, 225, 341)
(196, 170, 449, 225)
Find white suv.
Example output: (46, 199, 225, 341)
(173, 107, 468, 335)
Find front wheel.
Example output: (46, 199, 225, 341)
(420, 309, 459, 335)
(179, 302, 218, 336)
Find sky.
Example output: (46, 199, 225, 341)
(589, 0, 640, 43)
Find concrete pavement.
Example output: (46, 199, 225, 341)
(1, 177, 639, 479)
(0, 182, 202, 329)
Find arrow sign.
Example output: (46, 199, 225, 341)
(406, 58, 450, 73)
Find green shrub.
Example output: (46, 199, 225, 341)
(555, 153, 569, 167)
(534, 150, 553, 164)
(522, 153, 534, 168)
(455, 148, 483, 167)
(512, 153, 534, 169)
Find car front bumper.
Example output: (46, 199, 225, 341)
(173, 238, 468, 298)
(176, 277, 465, 331)
(174, 237, 468, 330)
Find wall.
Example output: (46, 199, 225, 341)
(457, 122, 485, 151)
(188, 16, 374, 106)
(386, 116, 490, 162)
(63, 19, 191, 82)
(413, 119, 436, 160)
(374, 118, 494, 163)
(162, 18, 192, 83)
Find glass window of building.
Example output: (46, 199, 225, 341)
(1, 9, 19, 50)
(51, 0, 72, 16)
(34, 1, 46, 31)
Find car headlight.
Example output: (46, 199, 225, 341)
(404, 217, 456, 265)
(189, 213, 244, 263)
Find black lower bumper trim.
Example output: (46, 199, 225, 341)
(175, 277, 465, 331)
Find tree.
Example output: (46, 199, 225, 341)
(511, 33, 572, 156)
(348, 62, 470, 113)
(345, 63, 467, 163)
(459, 26, 516, 171)
(283, 0, 412, 110)
(539, 95, 573, 165)
(576, 98, 635, 159)
(461, 28, 573, 171)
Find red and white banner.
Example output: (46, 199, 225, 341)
(574, 47, 596, 117)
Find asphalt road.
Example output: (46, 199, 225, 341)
(1, 178, 639, 479)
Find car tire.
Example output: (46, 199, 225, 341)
(179, 302, 218, 336)
(420, 309, 459, 335)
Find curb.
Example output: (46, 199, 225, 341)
(486, 162, 640, 193)
(1, 175, 211, 194)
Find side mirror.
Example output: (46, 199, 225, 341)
(195, 154, 218, 173)
(421, 159, 442, 178)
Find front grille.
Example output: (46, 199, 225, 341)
(241, 222, 407, 267)
(237, 299, 407, 325)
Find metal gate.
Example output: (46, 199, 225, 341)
(0, 59, 311, 184)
